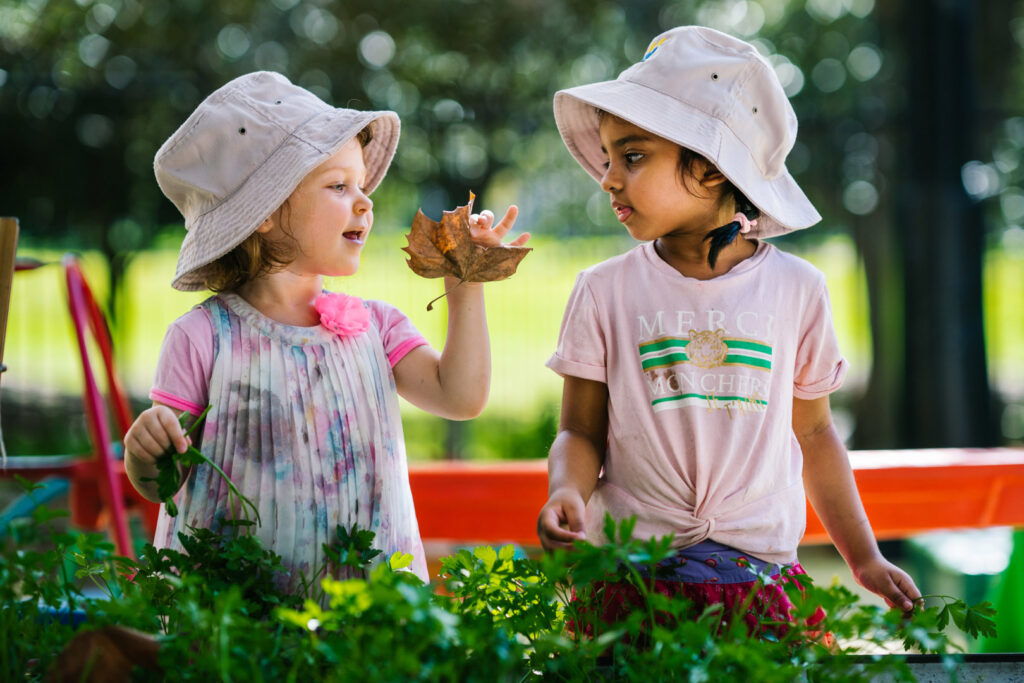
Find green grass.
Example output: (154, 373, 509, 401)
(5, 234, 869, 399)
(985, 247, 1024, 398)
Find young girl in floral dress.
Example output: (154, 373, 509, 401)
(124, 71, 528, 591)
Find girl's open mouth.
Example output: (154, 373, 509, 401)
(612, 202, 633, 222)
(343, 230, 365, 244)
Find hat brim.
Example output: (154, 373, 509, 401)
(554, 80, 820, 238)
(171, 109, 400, 291)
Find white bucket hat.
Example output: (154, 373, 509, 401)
(553, 26, 820, 238)
(154, 71, 400, 291)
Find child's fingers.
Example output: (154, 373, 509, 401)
(873, 572, 915, 612)
(490, 205, 519, 238)
(543, 532, 583, 550)
(470, 209, 495, 231)
(561, 500, 586, 535)
(128, 428, 170, 464)
(537, 506, 585, 549)
(468, 206, 526, 248)
(891, 571, 920, 611)
(507, 231, 531, 247)
(156, 410, 189, 454)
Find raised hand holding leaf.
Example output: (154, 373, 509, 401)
(403, 192, 531, 310)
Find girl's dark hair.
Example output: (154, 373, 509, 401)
(676, 147, 760, 270)
(201, 123, 376, 292)
(595, 109, 759, 269)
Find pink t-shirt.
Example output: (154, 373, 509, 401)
(546, 241, 848, 564)
(151, 298, 429, 414)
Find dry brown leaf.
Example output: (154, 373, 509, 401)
(49, 625, 161, 682)
(403, 192, 531, 310)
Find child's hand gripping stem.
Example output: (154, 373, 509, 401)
(143, 406, 260, 528)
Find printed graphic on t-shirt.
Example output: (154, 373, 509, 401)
(638, 314, 773, 417)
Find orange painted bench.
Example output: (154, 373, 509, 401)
(408, 448, 1024, 548)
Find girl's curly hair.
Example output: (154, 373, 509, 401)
(201, 125, 376, 293)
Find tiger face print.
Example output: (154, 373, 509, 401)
(688, 328, 728, 369)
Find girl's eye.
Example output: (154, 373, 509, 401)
(624, 152, 644, 165)
(331, 184, 347, 192)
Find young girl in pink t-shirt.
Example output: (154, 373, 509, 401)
(536, 27, 919, 630)
(123, 72, 528, 592)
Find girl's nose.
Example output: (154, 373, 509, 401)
(354, 191, 373, 215)
(600, 165, 620, 194)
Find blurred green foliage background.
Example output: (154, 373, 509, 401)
(3, 0, 1024, 654)
(1, 0, 1023, 457)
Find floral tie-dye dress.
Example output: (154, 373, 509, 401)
(152, 293, 428, 590)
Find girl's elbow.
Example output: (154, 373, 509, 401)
(446, 389, 488, 420)
(452, 397, 487, 420)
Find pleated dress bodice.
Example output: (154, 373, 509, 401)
(153, 292, 427, 591)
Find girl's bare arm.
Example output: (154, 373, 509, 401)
(795, 395, 920, 610)
(394, 206, 527, 420)
(537, 376, 609, 550)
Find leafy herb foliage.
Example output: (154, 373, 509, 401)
(1, 477, 998, 681)
(141, 406, 259, 526)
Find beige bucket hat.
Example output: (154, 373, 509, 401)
(154, 71, 400, 291)
(553, 26, 820, 238)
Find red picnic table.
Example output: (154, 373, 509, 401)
(407, 448, 1024, 548)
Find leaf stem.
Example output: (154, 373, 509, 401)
(426, 279, 464, 311)
(183, 404, 212, 438)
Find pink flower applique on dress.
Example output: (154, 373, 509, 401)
(314, 292, 371, 338)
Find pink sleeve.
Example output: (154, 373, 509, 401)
(545, 272, 607, 382)
(366, 300, 429, 367)
(793, 280, 849, 399)
(149, 307, 214, 415)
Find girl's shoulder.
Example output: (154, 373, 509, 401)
(352, 297, 409, 331)
(362, 297, 402, 316)
(574, 244, 647, 282)
(762, 244, 828, 289)
(168, 301, 215, 339)
(348, 297, 428, 365)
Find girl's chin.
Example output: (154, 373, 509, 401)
(327, 260, 360, 278)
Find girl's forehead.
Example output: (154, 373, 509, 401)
(598, 115, 668, 148)
(308, 139, 368, 177)
(598, 113, 639, 134)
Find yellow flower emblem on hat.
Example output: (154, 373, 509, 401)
(643, 37, 667, 61)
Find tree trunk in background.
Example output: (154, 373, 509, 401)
(858, 0, 1001, 448)
(851, 208, 905, 448)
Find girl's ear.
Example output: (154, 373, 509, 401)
(700, 167, 728, 189)
(255, 216, 275, 234)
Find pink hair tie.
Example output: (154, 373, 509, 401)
(732, 212, 757, 234)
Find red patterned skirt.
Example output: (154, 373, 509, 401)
(569, 540, 826, 640)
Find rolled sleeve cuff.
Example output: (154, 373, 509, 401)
(793, 358, 849, 399)
(388, 336, 429, 367)
(545, 353, 607, 383)
(149, 388, 205, 416)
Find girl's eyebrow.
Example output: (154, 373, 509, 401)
(600, 134, 653, 153)
(314, 165, 367, 183)
(314, 164, 361, 177)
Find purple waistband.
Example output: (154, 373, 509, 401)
(638, 539, 783, 585)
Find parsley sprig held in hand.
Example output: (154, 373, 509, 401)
(143, 405, 261, 527)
